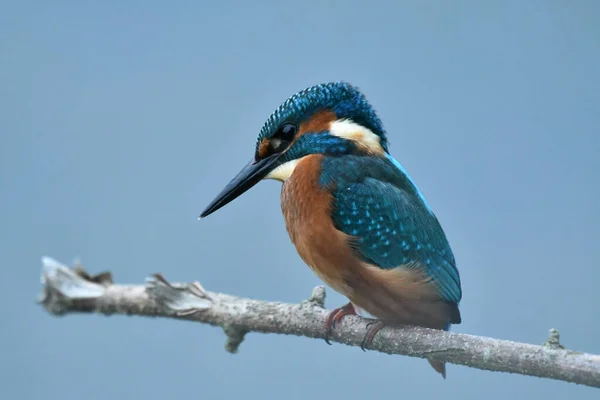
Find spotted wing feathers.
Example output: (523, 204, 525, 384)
(325, 156, 462, 305)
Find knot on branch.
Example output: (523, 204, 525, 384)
(543, 328, 565, 349)
(145, 273, 213, 316)
(223, 324, 248, 354)
(301, 285, 326, 308)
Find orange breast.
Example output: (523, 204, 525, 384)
(280, 155, 357, 298)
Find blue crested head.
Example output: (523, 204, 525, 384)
(200, 81, 389, 218)
(256, 81, 388, 157)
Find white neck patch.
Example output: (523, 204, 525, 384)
(264, 159, 300, 182)
(329, 119, 384, 153)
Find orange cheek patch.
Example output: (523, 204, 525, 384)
(298, 110, 337, 137)
(257, 138, 270, 158)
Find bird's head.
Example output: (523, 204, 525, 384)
(200, 81, 387, 218)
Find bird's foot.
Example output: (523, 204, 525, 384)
(360, 320, 385, 351)
(324, 302, 357, 345)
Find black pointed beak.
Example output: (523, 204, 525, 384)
(199, 153, 282, 218)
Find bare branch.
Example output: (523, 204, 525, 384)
(38, 257, 600, 389)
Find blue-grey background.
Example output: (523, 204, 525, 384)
(2, 1, 599, 399)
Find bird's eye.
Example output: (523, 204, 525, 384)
(277, 123, 297, 142)
(269, 123, 297, 153)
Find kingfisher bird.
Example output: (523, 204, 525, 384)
(200, 82, 462, 377)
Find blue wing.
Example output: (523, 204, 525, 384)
(321, 155, 462, 304)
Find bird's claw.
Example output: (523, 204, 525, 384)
(360, 321, 385, 351)
(324, 302, 357, 345)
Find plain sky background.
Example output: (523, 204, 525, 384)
(2, 1, 599, 399)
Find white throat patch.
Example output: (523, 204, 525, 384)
(329, 119, 384, 153)
(264, 159, 300, 182)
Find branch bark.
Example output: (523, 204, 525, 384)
(38, 257, 600, 388)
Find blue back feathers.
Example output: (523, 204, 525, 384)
(256, 82, 388, 155)
(321, 155, 463, 305)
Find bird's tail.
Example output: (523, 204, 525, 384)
(428, 360, 446, 379)
(427, 304, 458, 379)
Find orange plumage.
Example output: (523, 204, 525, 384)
(282, 155, 453, 329)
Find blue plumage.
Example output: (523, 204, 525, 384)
(322, 155, 462, 305)
(280, 133, 360, 162)
(256, 82, 388, 157)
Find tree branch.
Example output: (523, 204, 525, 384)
(38, 257, 600, 388)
